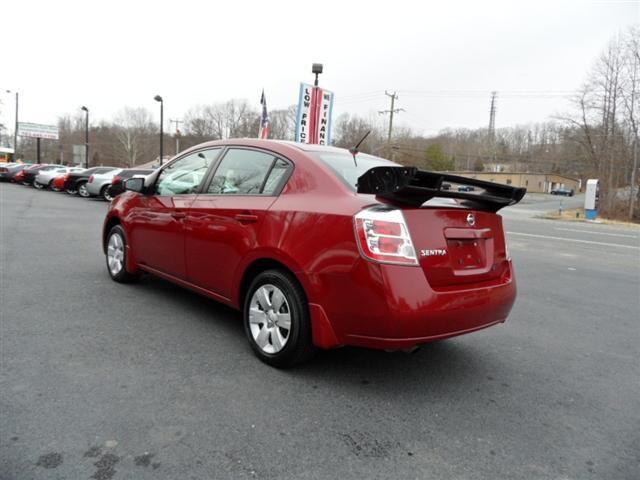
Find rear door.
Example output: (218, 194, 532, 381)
(185, 147, 292, 299)
(128, 150, 218, 279)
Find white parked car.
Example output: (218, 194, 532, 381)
(34, 166, 82, 190)
(85, 169, 123, 200)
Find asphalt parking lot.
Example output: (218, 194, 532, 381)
(1, 183, 639, 480)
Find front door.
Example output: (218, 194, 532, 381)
(128, 149, 219, 279)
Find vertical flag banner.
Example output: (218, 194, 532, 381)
(259, 90, 270, 139)
(295, 83, 334, 145)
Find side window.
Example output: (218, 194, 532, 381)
(155, 149, 219, 195)
(262, 159, 289, 194)
(207, 149, 288, 195)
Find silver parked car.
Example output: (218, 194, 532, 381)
(85, 169, 123, 200)
(34, 166, 84, 190)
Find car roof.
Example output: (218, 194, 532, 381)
(177, 138, 354, 157)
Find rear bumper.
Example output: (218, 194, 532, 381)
(312, 260, 516, 350)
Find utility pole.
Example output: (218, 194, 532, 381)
(170, 118, 183, 155)
(5, 90, 19, 160)
(631, 135, 638, 220)
(488, 91, 497, 162)
(81, 106, 89, 168)
(378, 91, 404, 159)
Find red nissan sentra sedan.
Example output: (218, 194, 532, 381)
(103, 139, 525, 367)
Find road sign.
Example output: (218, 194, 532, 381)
(18, 122, 59, 140)
(73, 145, 85, 165)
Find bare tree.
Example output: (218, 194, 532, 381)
(184, 100, 258, 140)
(111, 107, 157, 167)
(560, 30, 639, 217)
(268, 105, 297, 140)
(622, 26, 639, 218)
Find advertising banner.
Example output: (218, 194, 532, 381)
(295, 83, 334, 145)
(18, 122, 59, 140)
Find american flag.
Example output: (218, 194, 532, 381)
(259, 89, 270, 139)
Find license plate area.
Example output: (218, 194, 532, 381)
(447, 238, 487, 269)
(444, 227, 494, 276)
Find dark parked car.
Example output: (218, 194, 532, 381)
(550, 187, 574, 196)
(0, 163, 29, 182)
(103, 139, 525, 367)
(21, 164, 58, 186)
(106, 168, 154, 201)
(64, 167, 118, 197)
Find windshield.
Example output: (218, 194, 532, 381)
(312, 151, 398, 191)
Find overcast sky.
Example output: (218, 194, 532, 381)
(1, 0, 638, 136)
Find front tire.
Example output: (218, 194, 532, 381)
(33, 181, 45, 190)
(106, 225, 139, 283)
(244, 269, 316, 368)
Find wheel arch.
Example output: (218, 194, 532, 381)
(236, 257, 308, 311)
(102, 216, 122, 253)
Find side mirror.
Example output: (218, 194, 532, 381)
(124, 177, 145, 193)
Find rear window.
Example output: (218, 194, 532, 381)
(121, 169, 153, 178)
(93, 167, 117, 174)
(311, 151, 398, 191)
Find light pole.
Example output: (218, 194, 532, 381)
(312, 63, 323, 87)
(310, 63, 323, 144)
(81, 106, 89, 168)
(154, 95, 163, 165)
(6, 90, 18, 161)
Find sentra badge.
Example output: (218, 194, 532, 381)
(420, 249, 447, 257)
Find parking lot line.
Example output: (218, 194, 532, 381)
(554, 227, 638, 239)
(506, 231, 640, 249)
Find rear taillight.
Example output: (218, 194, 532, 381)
(503, 230, 511, 260)
(88, 175, 94, 183)
(112, 176, 122, 185)
(354, 207, 418, 265)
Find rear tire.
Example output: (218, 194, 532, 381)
(33, 181, 45, 190)
(101, 184, 114, 202)
(105, 225, 140, 283)
(243, 269, 316, 368)
(77, 181, 90, 198)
